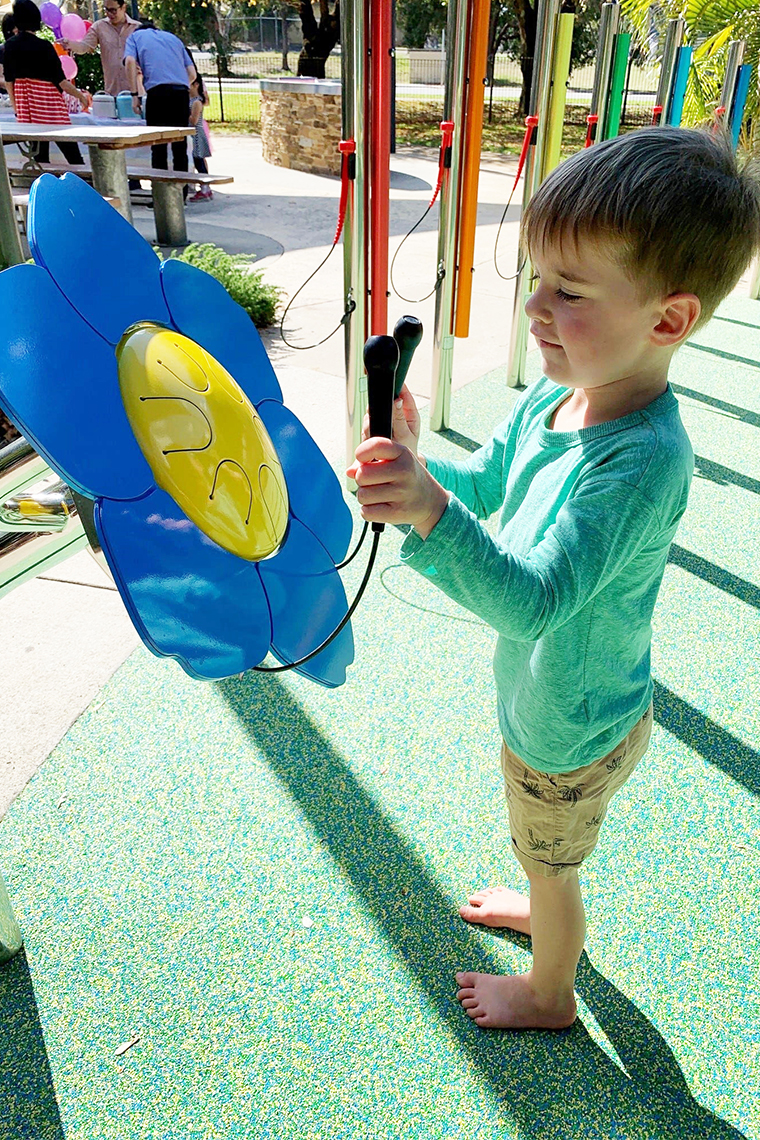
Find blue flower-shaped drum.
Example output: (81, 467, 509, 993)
(0, 174, 355, 687)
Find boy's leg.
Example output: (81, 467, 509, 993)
(456, 868, 583, 1030)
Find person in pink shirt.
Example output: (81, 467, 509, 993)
(61, 0, 140, 97)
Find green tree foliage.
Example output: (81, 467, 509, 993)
(397, 0, 447, 49)
(622, 0, 759, 145)
(157, 242, 281, 327)
(140, 0, 235, 74)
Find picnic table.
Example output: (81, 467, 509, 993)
(0, 120, 194, 226)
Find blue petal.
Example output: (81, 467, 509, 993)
(0, 263, 153, 501)
(28, 173, 171, 345)
(257, 400, 352, 564)
(160, 259, 283, 405)
(259, 518, 354, 688)
(96, 487, 272, 680)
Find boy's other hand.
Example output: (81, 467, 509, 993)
(347, 437, 449, 539)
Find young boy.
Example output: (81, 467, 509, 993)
(348, 127, 760, 1031)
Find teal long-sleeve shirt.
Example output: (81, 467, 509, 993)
(400, 377, 693, 773)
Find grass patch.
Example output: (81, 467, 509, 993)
(395, 99, 589, 158)
(206, 89, 261, 124)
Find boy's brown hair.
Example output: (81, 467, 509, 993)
(521, 127, 760, 327)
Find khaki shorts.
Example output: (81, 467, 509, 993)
(501, 703, 653, 879)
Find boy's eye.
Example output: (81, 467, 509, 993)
(555, 287, 582, 303)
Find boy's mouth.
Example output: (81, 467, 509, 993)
(531, 328, 563, 351)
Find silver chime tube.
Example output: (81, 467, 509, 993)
(341, 0, 368, 474)
(589, 2, 620, 141)
(429, 0, 470, 431)
(506, 0, 562, 387)
(654, 18, 685, 116)
(719, 40, 745, 114)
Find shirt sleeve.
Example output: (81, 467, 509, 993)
(422, 399, 527, 521)
(123, 32, 138, 60)
(182, 45, 193, 68)
(400, 478, 662, 641)
(80, 26, 99, 50)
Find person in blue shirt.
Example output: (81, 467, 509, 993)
(349, 127, 760, 1032)
(123, 20, 195, 173)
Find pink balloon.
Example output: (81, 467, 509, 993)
(60, 12, 87, 39)
(60, 54, 78, 80)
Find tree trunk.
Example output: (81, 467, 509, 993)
(280, 6, 291, 72)
(512, 0, 537, 116)
(297, 0, 340, 79)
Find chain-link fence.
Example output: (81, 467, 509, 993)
(194, 26, 660, 140)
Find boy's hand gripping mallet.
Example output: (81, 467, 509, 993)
(363, 334, 400, 534)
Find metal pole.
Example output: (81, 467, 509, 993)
(0, 142, 24, 269)
(505, 0, 561, 388)
(429, 0, 469, 431)
(341, 0, 368, 474)
(217, 56, 225, 123)
(653, 17, 685, 125)
(588, 1, 620, 143)
(718, 40, 745, 118)
(0, 873, 23, 964)
(369, 0, 392, 335)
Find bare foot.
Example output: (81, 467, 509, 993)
(455, 971, 577, 1030)
(458, 886, 531, 935)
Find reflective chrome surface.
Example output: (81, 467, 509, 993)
(0, 475, 74, 532)
(430, 0, 469, 430)
(507, 0, 562, 387)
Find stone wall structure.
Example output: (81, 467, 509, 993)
(259, 78, 342, 178)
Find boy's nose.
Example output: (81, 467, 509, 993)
(524, 288, 549, 321)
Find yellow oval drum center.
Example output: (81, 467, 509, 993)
(117, 324, 289, 560)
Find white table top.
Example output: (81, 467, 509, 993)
(0, 121, 194, 149)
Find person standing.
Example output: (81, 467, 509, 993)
(60, 0, 139, 97)
(0, 12, 18, 94)
(124, 22, 195, 173)
(3, 0, 89, 165)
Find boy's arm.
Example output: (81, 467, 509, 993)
(400, 476, 664, 641)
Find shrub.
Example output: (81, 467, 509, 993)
(157, 242, 281, 328)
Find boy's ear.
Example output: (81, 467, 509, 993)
(652, 293, 701, 347)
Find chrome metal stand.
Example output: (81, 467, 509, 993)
(506, 0, 562, 387)
(428, 0, 469, 431)
(0, 874, 23, 964)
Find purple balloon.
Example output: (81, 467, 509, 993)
(40, 2, 62, 32)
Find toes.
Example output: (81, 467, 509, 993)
(459, 905, 481, 923)
(455, 971, 478, 986)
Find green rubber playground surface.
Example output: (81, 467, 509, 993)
(1, 297, 759, 1139)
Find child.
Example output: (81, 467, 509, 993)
(188, 74, 212, 202)
(349, 128, 760, 1031)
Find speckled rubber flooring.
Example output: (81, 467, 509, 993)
(1, 296, 758, 1140)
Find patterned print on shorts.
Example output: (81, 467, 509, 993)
(521, 770, 543, 799)
(527, 828, 564, 854)
(559, 784, 584, 804)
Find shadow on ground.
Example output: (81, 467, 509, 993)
(218, 672, 745, 1139)
(0, 949, 65, 1139)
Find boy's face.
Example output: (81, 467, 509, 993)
(525, 238, 668, 391)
